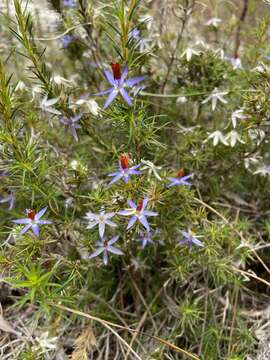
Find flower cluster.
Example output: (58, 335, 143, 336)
(80, 153, 197, 265)
(7, 146, 197, 265)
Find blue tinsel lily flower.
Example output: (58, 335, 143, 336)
(167, 168, 193, 188)
(118, 197, 158, 231)
(108, 154, 141, 186)
(84, 210, 117, 238)
(89, 236, 124, 265)
(95, 63, 146, 109)
(63, 0, 76, 7)
(0, 190, 15, 211)
(61, 35, 73, 48)
(138, 230, 154, 248)
(179, 229, 204, 249)
(12, 207, 52, 237)
(60, 114, 82, 142)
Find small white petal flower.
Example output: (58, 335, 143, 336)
(181, 47, 200, 62)
(225, 130, 245, 147)
(15, 81, 27, 92)
(31, 85, 43, 100)
(230, 57, 242, 70)
(244, 156, 261, 170)
(52, 75, 73, 87)
(75, 99, 100, 116)
(195, 39, 210, 50)
(205, 130, 228, 146)
(248, 129, 265, 146)
(140, 159, 162, 181)
(252, 62, 267, 73)
(231, 109, 247, 128)
(36, 331, 58, 351)
(40, 95, 62, 116)
(84, 211, 117, 238)
(253, 165, 270, 176)
(201, 88, 228, 111)
(205, 17, 222, 27)
(176, 96, 187, 104)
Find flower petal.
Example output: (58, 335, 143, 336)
(118, 209, 135, 216)
(108, 172, 123, 186)
(138, 215, 150, 231)
(37, 220, 53, 225)
(119, 88, 132, 106)
(108, 236, 119, 246)
(105, 219, 117, 227)
(108, 245, 124, 255)
(70, 126, 79, 141)
(35, 207, 47, 220)
(127, 200, 136, 209)
(142, 197, 148, 211)
(125, 76, 146, 87)
(94, 88, 114, 96)
(103, 212, 115, 219)
(12, 218, 30, 224)
(104, 90, 118, 109)
(20, 223, 32, 234)
(99, 222, 105, 238)
(104, 70, 115, 85)
(127, 215, 137, 229)
(89, 247, 104, 259)
(121, 66, 129, 82)
(143, 210, 158, 217)
(86, 221, 98, 229)
(192, 237, 204, 247)
(45, 107, 62, 116)
(32, 224, 40, 237)
(103, 250, 109, 265)
(44, 97, 59, 106)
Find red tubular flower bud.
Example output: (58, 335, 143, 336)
(136, 199, 143, 211)
(177, 168, 185, 178)
(120, 154, 129, 169)
(27, 210, 36, 220)
(111, 63, 122, 80)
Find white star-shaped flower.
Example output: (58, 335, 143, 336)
(75, 99, 100, 116)
(201, 88, 228, 111)
(231, 109, 247, 128)
(205, 130, 228, 146)
(181, 47, 200, 62)
(248, 129, 265, 146)
(253, 165, 270, 176)
(84, 211, 117, 238)
(52, 75, 73, 87)
(230, 57, 242, 70)
(176, 96, 187, 104)
(31, 85, 43, 100)
(40, 95, 61, 116)
(225, 130, 245, 147)
(252, 62, 267, 73)
(140, 159, 162, 181)
(35, 331, 58, 351)
(15, 81, 27, 92)
(205, 18, 222, 27)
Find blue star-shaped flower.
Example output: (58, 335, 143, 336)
(108, 154, 141, 186)
(179, 229, 204, 249)
(89, 236, 124, 265)
(95, 63, 146, 109)
(167, 169, 193, 188)
(12, 207, 52, 237)
(118, 197, 158, 232)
